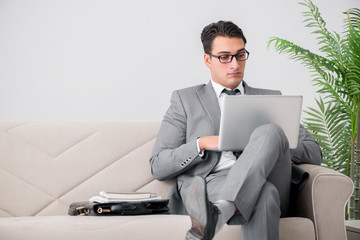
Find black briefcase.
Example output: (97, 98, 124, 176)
(68, 199, 169, 216)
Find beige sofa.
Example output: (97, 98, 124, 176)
(0, 121, 353, 240)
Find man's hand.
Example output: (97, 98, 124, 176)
(198, 136, 219, 153)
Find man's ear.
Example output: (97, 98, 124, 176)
(204, 53, 211, 69)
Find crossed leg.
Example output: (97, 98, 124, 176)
(207, 123, 291, 239)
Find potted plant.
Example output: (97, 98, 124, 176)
(268, 0, 360, 219)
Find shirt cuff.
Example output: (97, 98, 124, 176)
(196, 138, 205, 157)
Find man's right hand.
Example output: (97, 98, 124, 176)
(198, 136, 219, 154)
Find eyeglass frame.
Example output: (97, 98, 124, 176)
(207, 49, 250, 63)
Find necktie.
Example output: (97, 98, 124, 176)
(222, 88, 240, 95)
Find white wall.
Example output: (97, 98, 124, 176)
(0, 0, 358, 120)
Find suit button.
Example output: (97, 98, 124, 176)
(188, 156, 192, 160)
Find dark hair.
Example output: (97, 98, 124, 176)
(201, 20, 247, 54)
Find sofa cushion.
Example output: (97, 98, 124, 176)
(0, 121, 177, 217)
(0, 215, 314, 240)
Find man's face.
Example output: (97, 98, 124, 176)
(204, 36, 246, 90)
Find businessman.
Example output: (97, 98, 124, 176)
(150, 20, 322, 240)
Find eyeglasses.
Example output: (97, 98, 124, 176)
(208, 50, 250, 63)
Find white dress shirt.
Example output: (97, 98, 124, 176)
(196, 79, 245, 172)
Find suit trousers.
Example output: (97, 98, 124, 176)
(206, 123, 291, 240)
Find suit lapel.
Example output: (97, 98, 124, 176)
(196, 82, 221, 135)
(243, 80, 258, 95)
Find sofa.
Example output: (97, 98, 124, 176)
(0, 121, 354, 240)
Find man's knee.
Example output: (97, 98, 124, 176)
(252, 123, 288, 149)
(254, 123, 283, 135)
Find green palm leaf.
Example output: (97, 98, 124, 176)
(268, 0, 360, 219)
(303, 98, 351, 174)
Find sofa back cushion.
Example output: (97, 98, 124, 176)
(0, 121, 173, 217)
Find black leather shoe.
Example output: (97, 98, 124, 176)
(185, 176, 220, 240)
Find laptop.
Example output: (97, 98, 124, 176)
(217, 95, 303, 151)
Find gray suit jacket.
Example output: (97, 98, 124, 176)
(150, 81, 322, 217)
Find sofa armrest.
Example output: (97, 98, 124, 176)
(296, 164, 353, 240)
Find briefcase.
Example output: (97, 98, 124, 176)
(68, 199, 169, 216)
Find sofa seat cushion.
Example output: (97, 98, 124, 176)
(0, 215, 314, 240)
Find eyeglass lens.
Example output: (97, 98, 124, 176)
(219, 51, 248, 63)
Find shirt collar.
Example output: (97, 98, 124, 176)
(210, 79, 244, 99)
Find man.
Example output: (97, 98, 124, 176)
(150, 20, 322, 240)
